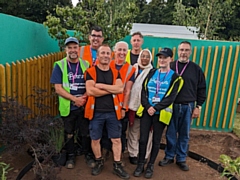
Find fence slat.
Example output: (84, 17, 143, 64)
(0, 65, 6, 101)
(11, 62, 17, 98)
(21, 60, 27, 107)
(5, 63, 11, 98)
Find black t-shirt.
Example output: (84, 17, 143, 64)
(130, 51, 139, 65)
(86, 66, 121, 112)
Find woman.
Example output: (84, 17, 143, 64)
(128, 49, 153, 165)
(133, 47, 183, 178)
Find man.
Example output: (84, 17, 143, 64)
(125, 31, 144, 65)
(50, 37, 90, 169)
(85, 44, 130, 179)
(79, 26, 104, 66)
(159, 41, 206, 171)
(109, 41, 136, 157)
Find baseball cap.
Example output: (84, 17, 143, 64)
(156, 48, 173, 58)
(64, 37, 79, 45)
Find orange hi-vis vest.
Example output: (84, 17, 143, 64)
(79, 45, 94, 66)
(84, 66, 122, 120)
(109, 60, 136, 110)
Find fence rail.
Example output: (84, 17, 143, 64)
(0, 45, 239, 132)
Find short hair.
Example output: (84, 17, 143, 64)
(97, 44, 111, 54)
(179, 41, 192, 48)
(131, 31, 143, 38)
(114, 41, 129, 50)
(90, 25, 103, 36)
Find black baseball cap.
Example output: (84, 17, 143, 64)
(156, 47, 173, 58)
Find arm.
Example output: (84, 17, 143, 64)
(85, 80, 111, 97)
(95, 78, 123, 94)
(153, 75, 180, 111)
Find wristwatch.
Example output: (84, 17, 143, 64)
(196, 105, 202, 110)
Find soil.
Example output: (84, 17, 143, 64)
(2, 129, 240, 180)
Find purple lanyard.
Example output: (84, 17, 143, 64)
(176, 60, 189, 76)
(67, 61, 79, 84)
(156, 70, 170, 96)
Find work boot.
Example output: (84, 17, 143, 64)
(92, 158, 104, 176)
(145, 163, 154, 179)
(176, 161, 189, 171)
(158, 158, 174, 166)
(129, 156, 138, 165)
(85, 153, 95, 168)
(113, 161, 130, 179)
(133, 163, 144, 177)
(65, 154, 75, 169)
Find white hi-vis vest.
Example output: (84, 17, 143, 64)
(136, 76, 183, 125)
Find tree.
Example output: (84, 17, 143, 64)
(0, 0, 72, 23)
(43, 0, 139, 50)
(172, 0, 234, 40)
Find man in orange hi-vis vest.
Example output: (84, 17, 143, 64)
(79, 26, 104, 66)
(85, 44, 130, 179)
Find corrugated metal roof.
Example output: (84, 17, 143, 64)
(130, 23, 199, 39)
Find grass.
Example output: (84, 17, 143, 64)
(233, 112, 240, 138)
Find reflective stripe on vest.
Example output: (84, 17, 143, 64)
(56, 57, 89, 117)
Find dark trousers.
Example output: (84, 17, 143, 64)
(62, 108, 92, 156)
(101, 112, 129, 153)
(138, 111, 166, 164)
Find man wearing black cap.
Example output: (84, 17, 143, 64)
(133, 48, 183, 178)
(50, 37, 90, 169)
(159, 41, 206, 171)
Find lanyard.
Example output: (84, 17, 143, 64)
(176, 60, 189, 76)
(67, 61, 79, 84)
(156, 70, 169, 96)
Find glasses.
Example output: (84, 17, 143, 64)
(141, 55, 150, 59)
(91, 34, 103, 38)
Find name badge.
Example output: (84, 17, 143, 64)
(70, 84, 78, 91)
(152, 97, 160, 103)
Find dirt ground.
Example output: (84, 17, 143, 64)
(2, 129, 240, 180)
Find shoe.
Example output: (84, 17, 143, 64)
(92, 158, 104, 176)
(113, 161, 130, 179)
(133, 163, 144, 177)
(85, 153, 95, 168)
(129, 156, 138, 165)
(158, 158, 174, 166)
(102, 148, 110, 162)
(65, 154, 75, 169)
(176, 161, 189, 171)
(145, 163, 154, 179)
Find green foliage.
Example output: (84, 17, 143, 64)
(0, 157, 12, 180)
(43, 0, 139, 49)
(172, 0, 234, 40)
(219, 154, 240, 179)
(0, 0, 72, 23)
(49, 121, 64, 154)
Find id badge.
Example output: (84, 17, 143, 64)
(70, 84, 78, 91)
(152, 96, 160, 103)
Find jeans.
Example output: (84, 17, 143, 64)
(165, 102, 194, 162)
(138, 111, 166, 164)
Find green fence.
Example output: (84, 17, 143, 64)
(124, 36, 240, 132)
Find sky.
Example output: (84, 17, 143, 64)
(72, 0, 151, 7)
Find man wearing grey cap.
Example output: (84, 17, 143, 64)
(50, 37, 90, 169)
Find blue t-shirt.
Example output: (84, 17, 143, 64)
(147, 69, 174, 114)
(115, 64, 135, 82)
(91, 48, 97, 64)
(50, 61, 86, 111)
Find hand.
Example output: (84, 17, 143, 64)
(121, 109, 126, 119)
(147, 106, 156, 116)
(192, 107, 200, 119)
(74, 96, 87, 107)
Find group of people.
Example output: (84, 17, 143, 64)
(50, 25, 206, 179)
